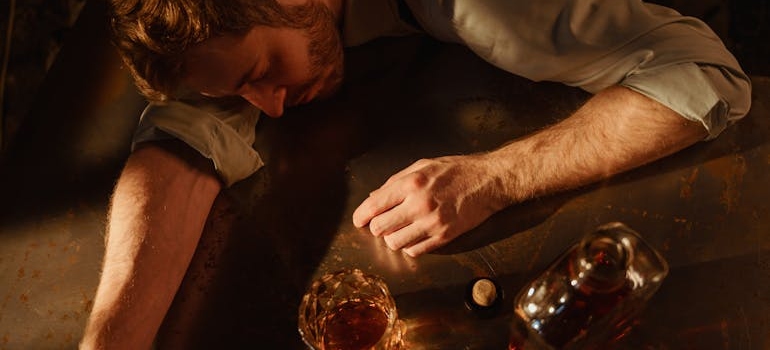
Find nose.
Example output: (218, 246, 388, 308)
(240, 83, 287, 118)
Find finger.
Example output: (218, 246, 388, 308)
(383, 159, 429, 186)
(401, 236, 445, 257)
(367, 204, 412, 237)
(352, 184, 406, 228)
(383, 225, 427, 251)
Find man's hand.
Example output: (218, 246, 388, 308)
(352, 153, 508, 257)
(353, 86, 707, 257)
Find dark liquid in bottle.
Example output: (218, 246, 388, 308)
(510, 249, 633, 349)
(322, 300, 389, 350)
(539, 283, 631, 348)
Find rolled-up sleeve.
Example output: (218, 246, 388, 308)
(410, 0, 752, 139)
(132, 96, 264, 187)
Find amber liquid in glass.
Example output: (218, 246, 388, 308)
(322, 300, 389, 350)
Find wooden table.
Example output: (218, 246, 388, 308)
(0, 1, 768, 348)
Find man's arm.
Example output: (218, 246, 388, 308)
(353, 85, 707, 256)
(80, 140, 221, 350)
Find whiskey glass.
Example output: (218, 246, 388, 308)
(298, 268, 403, 350)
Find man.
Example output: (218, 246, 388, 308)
(80, 0, 751, 348)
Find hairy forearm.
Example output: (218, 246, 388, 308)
(81, 141, 221, 350)
(488, 85, 707, 204)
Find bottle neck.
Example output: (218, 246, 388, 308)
(571, 235, 630, 294)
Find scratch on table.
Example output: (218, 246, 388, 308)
(474, 249, 497, 277)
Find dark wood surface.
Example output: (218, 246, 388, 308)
(0, 1, 768, 348)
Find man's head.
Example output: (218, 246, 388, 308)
(110, 0, 344, 116)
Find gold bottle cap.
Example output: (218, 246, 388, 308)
(465, 277, 503, 318)
(472, 278, 498, 307)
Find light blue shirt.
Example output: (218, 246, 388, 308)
(133, 0, 752, 186)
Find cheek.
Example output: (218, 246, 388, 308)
(271, 42, 315, 86)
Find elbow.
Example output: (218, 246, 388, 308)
(728, 71, 753, 123)
(714, 64, 753, 125)
(698, 63, 753, 140)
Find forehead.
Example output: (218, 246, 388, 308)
(182, 29, 262, 93)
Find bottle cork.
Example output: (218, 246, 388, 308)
(465, 277, 503, 318)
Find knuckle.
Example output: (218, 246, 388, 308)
(437, 206, 457, 225)
(405, 172, 430, 191)
(414, 158, 432, 167)
(425, 213, 447, 229)
(374, 217, 406, 237)
(402, 247, 420, 257)
(425, 219, 451, 240)
(369, 218, 385, 235)
(417, 199, 438, 213)
(436, 229, 451, 241)
(369, 220, 387, 236)
(383, 235, 400, 251)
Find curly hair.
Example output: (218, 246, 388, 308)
(109, 0, 325, 101)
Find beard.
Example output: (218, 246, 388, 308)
(285, 1, 345, 106)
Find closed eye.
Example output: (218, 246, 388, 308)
(235, 60, 270, 93)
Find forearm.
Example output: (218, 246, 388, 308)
(488, 85, 707, 204)
(351, 86, 707, 256)
(81, 141, 222, 350)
